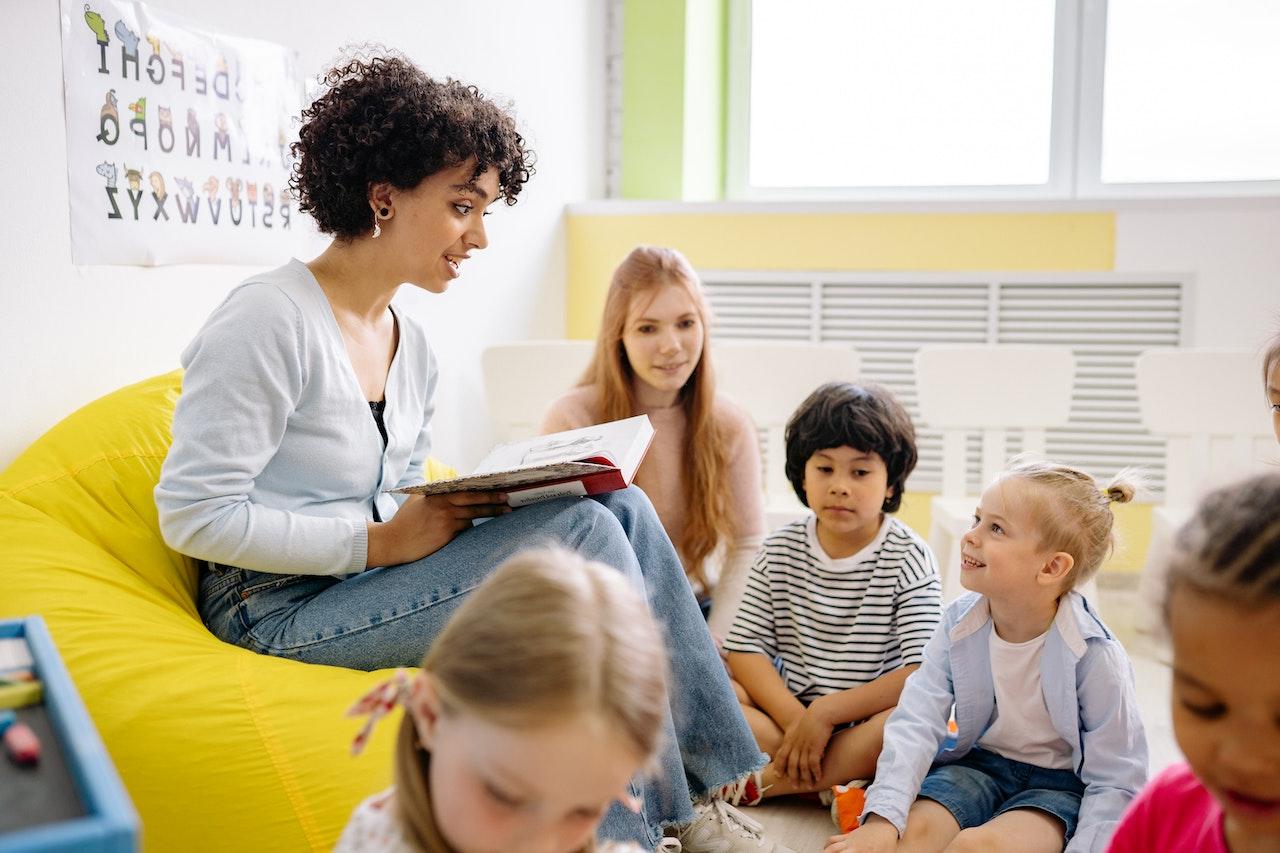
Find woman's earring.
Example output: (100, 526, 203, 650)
(372, 207, 390, 239)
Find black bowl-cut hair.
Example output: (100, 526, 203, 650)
(290, 48, 534, 240)
(784, 381, 918, 513)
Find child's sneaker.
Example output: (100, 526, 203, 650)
(711, 769, 768, 807)
(676, 800, 795, 852)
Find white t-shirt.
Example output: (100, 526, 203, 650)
(976, 627, 1075, 770)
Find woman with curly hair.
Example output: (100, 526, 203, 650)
(155, 50, 789, 853)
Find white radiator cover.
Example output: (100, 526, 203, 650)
(701, 271, 1187, 497)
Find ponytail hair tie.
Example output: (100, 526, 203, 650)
(347, 669, 411, 756)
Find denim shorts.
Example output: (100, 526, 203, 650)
(917, 747, 1085, 840)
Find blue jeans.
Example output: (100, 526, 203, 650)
(917, 747, 1086, 841)
(197, 488, 767, 847)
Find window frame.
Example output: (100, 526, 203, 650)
(725, 0, 1280, 201)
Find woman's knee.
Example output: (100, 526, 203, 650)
(594, 485, 658, 527)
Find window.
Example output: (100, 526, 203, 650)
(728, 0, 1280, 199)
(744, 0, 1057, 191)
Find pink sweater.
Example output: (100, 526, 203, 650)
(540, 385, 764, 620)
(1106, 763, 1228, 853)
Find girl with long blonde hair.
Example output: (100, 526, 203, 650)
(336, 547, 671, 853)
(542, 246, 764, 633)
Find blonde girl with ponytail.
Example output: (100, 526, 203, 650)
(833, 458, 1149, 853)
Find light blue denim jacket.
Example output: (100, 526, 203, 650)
(862, 591, 1148, 853)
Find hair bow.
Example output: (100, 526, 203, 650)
(347, 669, 411, 756)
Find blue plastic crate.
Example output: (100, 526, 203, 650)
(0, 616, 138, 853)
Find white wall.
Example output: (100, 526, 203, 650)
(1114, 201, 1280, 349)
(0, 0, 604, 471)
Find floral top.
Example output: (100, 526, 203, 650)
(335, 789, 415, 852)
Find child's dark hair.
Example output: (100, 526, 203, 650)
(784, 382, 917, 513)
(1164, 472, 1280, 621)
(290, 48, 534, 240)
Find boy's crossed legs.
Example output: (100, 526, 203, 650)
(732, 679, 893, 795)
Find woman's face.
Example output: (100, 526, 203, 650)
(620, 282, 705, 408)
(1267, 357, 1280, 444)
(410, 677, 642, 853)
(1168, 585, 1280, 845)
(381, 160, 500, 293)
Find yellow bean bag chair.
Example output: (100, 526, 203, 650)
(0, 371, 456, 852)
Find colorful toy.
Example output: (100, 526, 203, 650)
(830, 780, 868, 832)
(1, 709, 40, 766)
(4, 719, 41, 766)
(828, 719, 959, 833)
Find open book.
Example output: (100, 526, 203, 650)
(391, 415, 655, 507)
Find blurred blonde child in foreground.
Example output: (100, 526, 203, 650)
(830, 459, 1148, 853)
(1107, 472, 1280, 853)
(335, 547, 672, 853)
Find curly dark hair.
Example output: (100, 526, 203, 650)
(289, 49, 534, 239)
(784, 382, 918, 513)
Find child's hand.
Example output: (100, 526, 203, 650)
(823, 816, 898, 853)
(772, 703, 835, 788)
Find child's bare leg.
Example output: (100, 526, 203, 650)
(897, 799, 963, 853)
(728, 678, 786, 754)
(942, 809, 1065, 853)
(760, 707, 892, 797)
(741, 705, 784, 755)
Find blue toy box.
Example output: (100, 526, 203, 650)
(0, 616, 137, 853)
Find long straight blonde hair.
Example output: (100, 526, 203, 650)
(394, 548, 669, 853)
(580, 245, 732, 591)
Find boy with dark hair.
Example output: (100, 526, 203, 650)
(722, 382, 942, 805)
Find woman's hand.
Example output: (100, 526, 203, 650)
(823, 816, 898, 853)
(367, 492, 510, 567)
(771, 700, 836, 788)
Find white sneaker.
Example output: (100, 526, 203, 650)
(676, 800, 795, 853)
(655, 839, 684, 852)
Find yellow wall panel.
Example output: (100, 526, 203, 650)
(567, 211, 1116, 338)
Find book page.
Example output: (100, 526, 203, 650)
(390, 415, 652, 499)
(471, 420, 646, 474)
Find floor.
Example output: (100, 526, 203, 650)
(746, 579, 1179, 851)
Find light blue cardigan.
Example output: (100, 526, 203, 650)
(155, 260, 438, 576)
(862, 591, 1148, 853)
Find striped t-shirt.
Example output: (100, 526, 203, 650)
(723, 514, 942, 703)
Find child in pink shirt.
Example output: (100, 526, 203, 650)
(1107, 472, 1280, 853)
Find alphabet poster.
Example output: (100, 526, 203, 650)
(60, 0, 304, 265)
